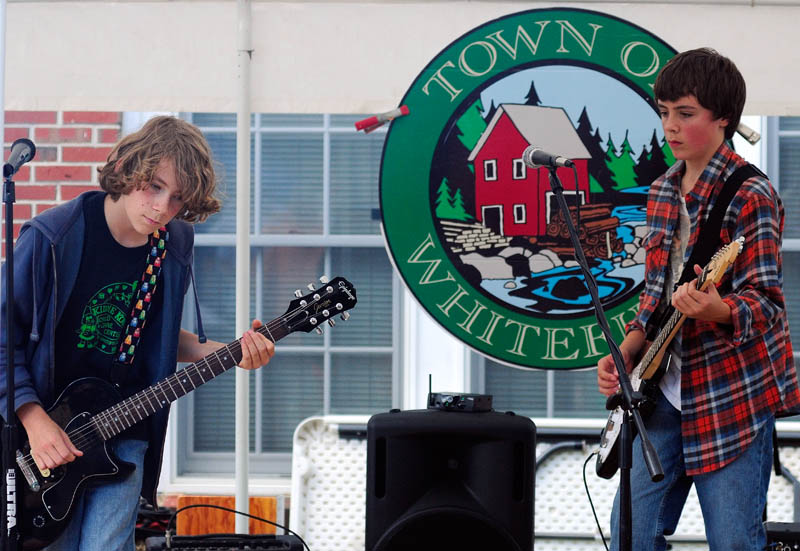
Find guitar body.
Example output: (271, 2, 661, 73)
(593, 237, 745, 479)
(595, 353, 670, 479)
(13, 276, 358, 550)
(18, 378, 134, 551)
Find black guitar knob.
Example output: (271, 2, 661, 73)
(33, 515, 46, 528)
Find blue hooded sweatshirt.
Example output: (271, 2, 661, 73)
(0, 190, 205, 506)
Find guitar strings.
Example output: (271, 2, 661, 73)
(18, 285, 347, 473)
(17, 301, 300, 468)
(17, 298, 310, 470)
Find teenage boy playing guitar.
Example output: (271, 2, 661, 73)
(1, 116, 274, 550)
(596, 49, 800, 550)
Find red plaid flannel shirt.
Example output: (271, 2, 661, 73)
(626, 142, 800, 475)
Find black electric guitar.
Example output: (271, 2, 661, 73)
(13, 276, 357, 550)
(595, 238, 744, 479)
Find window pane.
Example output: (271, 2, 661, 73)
(192, 113, 237, 127)
(330, 353, 392, 414)
(260, 247, 326, 346)
(779, 136, 800, 239)
(190, 247, 258, 453)
(261, 114, 323, 128)
(192, 247, 259, 340)
(552, 369, 607, 418)
(259, 133, 323, 234)
(261, 353, 324, 452)
(192, 370, 256, 452)
(330, 248, 393, 347)
(484, 361, 547, 417)
(330, 114, 375, 127)
(783, 251, 800, 353)
(330, 132, 384, 234)
(779, 117, 800, 131)
(195, 131, 255, 234)
(485, 362, 606, 418)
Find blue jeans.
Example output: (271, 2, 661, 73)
(44, 439, 148, 551)
(610, 389, 774, 551)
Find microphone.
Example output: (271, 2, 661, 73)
(3, 138, 36, 178)
(521, 145, 574, 168)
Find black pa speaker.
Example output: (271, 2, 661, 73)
(366, 409, 536, 551)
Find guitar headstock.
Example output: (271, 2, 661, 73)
(699, 236, 745, 288)
(284, 276, 357, 334)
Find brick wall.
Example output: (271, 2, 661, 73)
(1, 111, 122, 258)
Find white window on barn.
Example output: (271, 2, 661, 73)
(484, 159, 497, 181)
(513, 204, 526, 224)
(513, 158, 527, 180)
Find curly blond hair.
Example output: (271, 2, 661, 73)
(98, 116, 221, 223)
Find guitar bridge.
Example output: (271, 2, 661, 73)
(16, 449, 40, 492)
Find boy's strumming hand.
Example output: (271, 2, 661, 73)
(597, 330, 645, 397)
(672, 264, 732, 324)
(17, 402, 83, 470)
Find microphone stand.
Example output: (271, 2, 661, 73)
(2, 170, 19, 550)
(544, 166, 663, 551)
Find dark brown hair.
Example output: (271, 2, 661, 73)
(654, 48, 745, 140)
(98, 116, 221, 222)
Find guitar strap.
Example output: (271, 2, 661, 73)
(645, 163, 763, 340)
(109, 227, 169, 387)
(676, 163, 764, 286)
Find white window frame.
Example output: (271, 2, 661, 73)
(171, 113, 402, 478)
(513, 158, 527, 180)
(513, 203, 526, 224)
(484, 159, 497, 181)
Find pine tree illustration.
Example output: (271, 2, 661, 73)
(435, 178, 456, 219)
(575, 107, 614, 192)
(524, 81, 542, 106)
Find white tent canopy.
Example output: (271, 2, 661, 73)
(4, 0, 800, 115)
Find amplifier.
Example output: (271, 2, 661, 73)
(765, 521, 800, 550)
(145, 534, 304, 550)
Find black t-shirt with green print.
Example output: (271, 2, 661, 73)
(53, 192, 163, 440)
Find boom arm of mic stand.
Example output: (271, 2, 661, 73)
(545, 167, 663, 482)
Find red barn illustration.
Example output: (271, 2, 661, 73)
(467, 104, 591, 237)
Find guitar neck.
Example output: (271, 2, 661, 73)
(88, 320, 288, 441)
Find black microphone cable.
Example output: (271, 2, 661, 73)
(583, 451, 610, 551)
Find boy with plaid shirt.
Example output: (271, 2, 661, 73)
(597, 48, 800, 550)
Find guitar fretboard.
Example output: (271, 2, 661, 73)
(631, 259, 719, 383)
(88, 321, 289, 441)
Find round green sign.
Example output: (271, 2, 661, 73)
(380, 8, 676, 369)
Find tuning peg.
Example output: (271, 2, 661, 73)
(294, 289, 303, 298)
(340, 311, 350, 321)
(327, 319, 336, 327)
(319, 275, 329, 284)
(307, 283, 316, 291)
(315, 327, 324, 335)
